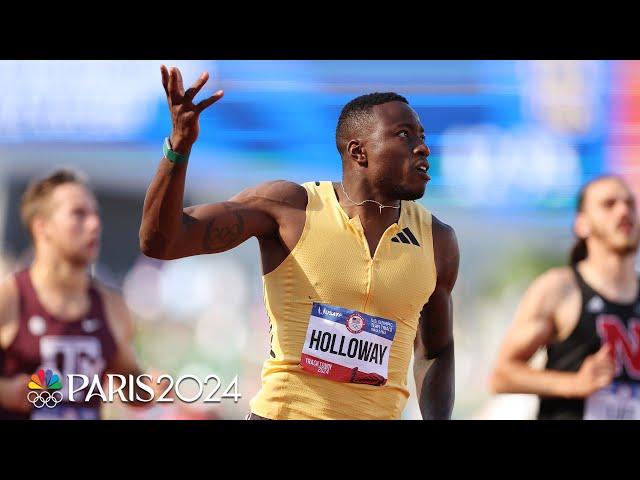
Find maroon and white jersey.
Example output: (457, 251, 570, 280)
(0, 268, 117, 420)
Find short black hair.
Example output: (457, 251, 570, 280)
(336, 92, 409, 156)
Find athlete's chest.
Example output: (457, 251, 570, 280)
(583, 299, 640, 418)
(6, 290, 115, 378)
(299, 215, 436, 319)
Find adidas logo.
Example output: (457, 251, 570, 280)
(391, 227, 420, 247)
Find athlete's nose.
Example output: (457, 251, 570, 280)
(615, 200, 634, 222)
(414, 142, 430, 158)
(87, 212, 101, 235)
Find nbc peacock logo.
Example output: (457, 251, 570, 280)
(27, 369, 63, 409)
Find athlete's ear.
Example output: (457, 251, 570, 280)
(31, 216, 46, 242)
(347, 139, 367, 167)
(574, 212, 590, 239)
(32, 214, 55, 243)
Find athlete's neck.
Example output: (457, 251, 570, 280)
(578, 245, 638, 300)
(30, 255, 90, 297)
(335, 178, 401, 226)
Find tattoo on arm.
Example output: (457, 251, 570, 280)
(202, 213, 245, 252)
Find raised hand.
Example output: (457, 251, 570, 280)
(160, 65, 224, 155)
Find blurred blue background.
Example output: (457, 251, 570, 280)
(1, 60, 638, 419)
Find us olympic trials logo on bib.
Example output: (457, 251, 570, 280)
(346, 314, 365, 334)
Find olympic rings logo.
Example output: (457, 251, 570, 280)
(27, 390, 63, 409)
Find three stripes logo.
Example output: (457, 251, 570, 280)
(391, 227, 420, 247)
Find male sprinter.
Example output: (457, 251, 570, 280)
(0, 170, 157, 419)
(140, 66, 459, 420)
(490, 176, 640, 419)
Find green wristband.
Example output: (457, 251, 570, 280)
(163, 137, 190, 164)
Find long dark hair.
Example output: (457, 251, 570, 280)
(568, 175, 621, 265)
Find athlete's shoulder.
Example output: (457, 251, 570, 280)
(533, 266, 575, 291)
(94, 282, 126, 310)
(231, 180, 308, 210)
(431, 215, 459, 287)
(431, 214, 456, 239)
(255, 179, 306, 199)
(94, 280, 123, 309)
(525, 266, 577, 307)
(431, 214, 458, 256)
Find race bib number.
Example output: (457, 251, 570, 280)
(584, 382, 640, 420)
(299, 302, 396, 386)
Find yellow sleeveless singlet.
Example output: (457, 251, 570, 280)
(249, 181, 437, 419)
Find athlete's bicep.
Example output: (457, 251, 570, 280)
(495, 274, 561, 364)
(178, 200, 275, 257)
(172, 180, 303, 259)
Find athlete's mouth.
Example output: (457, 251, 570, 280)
(416, 164, 430, 181)
(618, 218, 634, 234)
(618, 223, 633, 234)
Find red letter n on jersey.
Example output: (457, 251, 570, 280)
(597, 315, 640, 380)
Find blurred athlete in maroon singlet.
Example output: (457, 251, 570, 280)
(0, 170, 157, 420)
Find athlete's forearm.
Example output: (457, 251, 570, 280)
(415, 341, 455, 420)
(490, 361, 580, 398)
(139, 135, 193, 259)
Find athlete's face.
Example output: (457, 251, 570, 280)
(36, 183, 101, 265)
(577, 178, 640, 256)
(363, 101, 431, 200)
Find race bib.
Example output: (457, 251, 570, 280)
(299, 302, 396, 386)
(584, 382, 640, 420)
